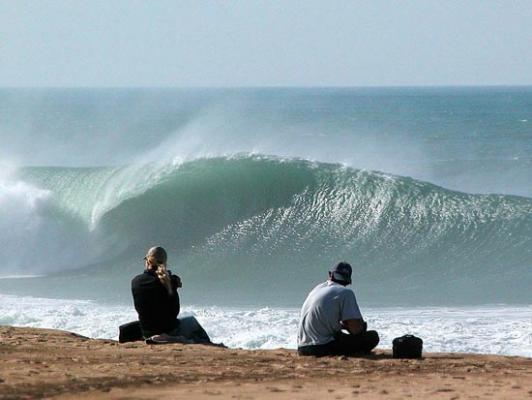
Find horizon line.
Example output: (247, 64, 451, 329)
(1, 84, 532, 90)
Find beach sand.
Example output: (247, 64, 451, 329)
(0, 326, 530, 399)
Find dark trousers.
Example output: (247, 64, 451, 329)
(168, 316, 212, 344)
(298, 330, 380, 357)
(118, 316, 211, 344)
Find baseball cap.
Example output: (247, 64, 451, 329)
(330, 262, 352, 284)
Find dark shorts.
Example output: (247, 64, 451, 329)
(298, 330, 380, 357)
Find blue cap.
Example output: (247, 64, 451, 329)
(330, 262, 352, 284)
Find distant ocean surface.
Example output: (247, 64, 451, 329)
(0, 88, 530, 355)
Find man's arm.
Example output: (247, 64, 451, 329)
(342, 319, 367, 335)
(339, 288, 365, 335)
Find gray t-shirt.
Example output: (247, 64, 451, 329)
(297, 281, 362, 347)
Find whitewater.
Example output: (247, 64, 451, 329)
(0, 87, 531, 355)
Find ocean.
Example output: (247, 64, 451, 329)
(0, 87, 531, 355)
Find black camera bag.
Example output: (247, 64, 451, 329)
(392, 334, 423, 359)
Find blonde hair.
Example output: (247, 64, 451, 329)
(145, 246, 173, 295)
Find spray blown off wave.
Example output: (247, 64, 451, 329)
(2, 155, 531, 304)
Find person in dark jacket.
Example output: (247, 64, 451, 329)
(131, 246, 211, 344)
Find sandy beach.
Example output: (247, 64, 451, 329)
(0, 326, 530, 399)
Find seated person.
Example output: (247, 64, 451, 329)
(297, 262, 379, 357)
(131, 246, 212, 344)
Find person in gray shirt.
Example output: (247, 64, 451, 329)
(297, 262, 379, 356)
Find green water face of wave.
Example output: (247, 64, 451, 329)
(8, 156, 532, 305)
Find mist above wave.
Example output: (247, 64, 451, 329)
(1, 87, 531, 197)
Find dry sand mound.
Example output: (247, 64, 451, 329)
(0, 326, 530, 399)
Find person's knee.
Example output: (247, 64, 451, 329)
(366, 330, 380, 347)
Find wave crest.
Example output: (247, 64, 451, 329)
(7, 155, 532, 303)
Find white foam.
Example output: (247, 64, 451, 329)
(0, 294, 530, 357)
(0, 174, 96, 275)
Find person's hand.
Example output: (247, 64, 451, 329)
(342, 319, 366, 335)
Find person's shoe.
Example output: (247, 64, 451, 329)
(145, 334, 192, 345)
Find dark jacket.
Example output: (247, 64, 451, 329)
(131, 270, 181, 338)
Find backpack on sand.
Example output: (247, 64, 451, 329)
(118, 320, 143, 343)
(392, 334, 423, 359)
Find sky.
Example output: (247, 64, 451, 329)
(1, 0, 531, 87)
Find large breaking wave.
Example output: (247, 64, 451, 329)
(1, 155, 531, 304)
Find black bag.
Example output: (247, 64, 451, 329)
(392, 334, 423, 359)
(118, 320, 143, 343)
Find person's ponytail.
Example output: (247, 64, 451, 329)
(144, 246, 173, 295)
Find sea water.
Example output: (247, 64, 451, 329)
(1, 294, 530, 356)
(0, 88, 530, 355)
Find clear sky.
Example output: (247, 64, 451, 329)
(1, 0, 531, 87)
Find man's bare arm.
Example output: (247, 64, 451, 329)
(342, 319, 367, 335)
